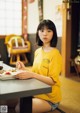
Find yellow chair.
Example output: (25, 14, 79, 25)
(5, 35, 31, 65)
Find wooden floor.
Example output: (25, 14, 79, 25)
(59, 75, 80, 113)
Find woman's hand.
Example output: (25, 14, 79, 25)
(14, 71, 33, 80)
(16, 61, 26, 70)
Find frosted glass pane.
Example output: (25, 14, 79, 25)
(6, 4, 14, 10)
(0, 27, 5, 35)
(14, 28, 22, 35)
(0, 19, 5, 26)
(6, 20, 13, 26)
(15, 15, 22, 19)
(14, 3, 22, 11)
(14, 20, 22, 26)
(14, 13, 22, 19)
(6, 2, 14, 9)
(5, 0, 10, 1)
(0, 0, 22, 35)
(13, 0, 21, 3)
(6, 28, 14, 34)
(5, 11, 14, 18)
(0, 11, 5, 18)
(6, 26, 21, 35)
(0, 1, 5, 9)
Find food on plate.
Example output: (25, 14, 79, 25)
(5, 71, 11, 75)
(0, 69, 24, 77)
(0, 69, 17, 75)
(11, 69, 17, 72)
(0, 70, 5, 74)
(0, 66, 3, 70)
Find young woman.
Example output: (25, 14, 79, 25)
(15, 19, 62, 113)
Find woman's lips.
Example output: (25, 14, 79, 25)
(43, 37, 47, 40)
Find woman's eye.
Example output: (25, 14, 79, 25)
(48, 30, 51, 32)
(40, 30, 44, 32)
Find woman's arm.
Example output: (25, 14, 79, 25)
(15, 70, 55, 86)
(32, 72, 55, 85)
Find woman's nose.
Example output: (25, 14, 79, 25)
(43, 31, 47, 35)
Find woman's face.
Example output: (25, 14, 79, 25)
(38, 27, 53, 45)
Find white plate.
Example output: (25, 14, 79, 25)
(0, 70, 26, 80)
(0, 75, 15, 80)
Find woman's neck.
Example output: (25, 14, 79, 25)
(42, 45, 53, 52)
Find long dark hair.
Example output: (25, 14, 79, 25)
(36, 19, 58, 47)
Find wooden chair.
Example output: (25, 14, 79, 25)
(5, 35, 31, 65)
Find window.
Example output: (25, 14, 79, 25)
(0, 0, 22, 35)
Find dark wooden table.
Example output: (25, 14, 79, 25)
(0, 64, 52, 113)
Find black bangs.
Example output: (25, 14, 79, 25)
(37, 20, 56, 31)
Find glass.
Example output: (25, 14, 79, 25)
(0, 61, 3, 70)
